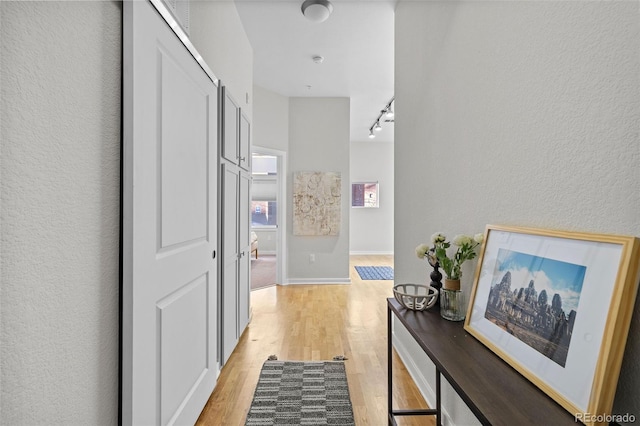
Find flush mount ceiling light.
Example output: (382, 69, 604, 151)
(301, 0, 333, 23)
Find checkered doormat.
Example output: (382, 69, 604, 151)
(354, 266, 394, 280)
(245, 360, 354, 425)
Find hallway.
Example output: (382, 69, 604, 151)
(197, 255, 432, 425)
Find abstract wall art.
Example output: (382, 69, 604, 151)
(293, 171, 341, 236)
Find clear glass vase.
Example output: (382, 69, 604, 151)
(440, 288, 466, 321)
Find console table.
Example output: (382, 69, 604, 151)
(387, 298, 577, 426)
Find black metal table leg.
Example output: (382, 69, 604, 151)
(388, 304, 436, 425)
(436, 369, 441, 426)
(387, 305, 395, 425)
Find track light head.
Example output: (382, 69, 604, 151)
(367, 96, 394, 139)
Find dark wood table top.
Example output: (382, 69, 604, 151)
(388, 298, 578, 426)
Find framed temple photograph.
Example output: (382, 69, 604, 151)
(464, 225, 640, 424)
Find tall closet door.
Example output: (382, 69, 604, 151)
(122, 1, 218, 424)
(221, 88, 239, 165)
(238, 171, 251, 332)
(221, 164, 239, 365)
(239, 113, 251, 171)
(218, 86, 250, 366)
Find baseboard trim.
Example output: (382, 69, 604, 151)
(392, 331, 436, 407)
(349, 250, 394, 255)
(392, 327, 455, 426)
(284, 278, 351, 285)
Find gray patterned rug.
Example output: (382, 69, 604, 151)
(245, 360, 355, 425)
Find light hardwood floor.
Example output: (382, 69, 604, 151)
(196, 255, 433, 425)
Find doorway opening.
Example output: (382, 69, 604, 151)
(250, 147, 287, 290)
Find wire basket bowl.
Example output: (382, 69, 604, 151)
(393, 284, 439, 311)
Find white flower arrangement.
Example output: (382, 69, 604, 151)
(452, 234, 472, 246)
(415, 243, 431, 259)
(431, 232, 446, 244)
(416, 231, 484, 280)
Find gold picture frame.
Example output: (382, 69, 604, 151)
(464, 225, 640, 425)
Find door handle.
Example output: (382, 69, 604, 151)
(212, 250, 216, 259)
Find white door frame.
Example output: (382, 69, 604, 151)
(251, 146, 287, 285)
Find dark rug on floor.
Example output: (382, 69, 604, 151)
(355, 266, 394, 280)
(245, 360, 355, 425)
(251, 255, 277, 290)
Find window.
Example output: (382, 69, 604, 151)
(252, 154, 278, 228)
(251, 201, 277, 227)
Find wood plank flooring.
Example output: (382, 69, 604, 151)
(196, 255, 433, 425)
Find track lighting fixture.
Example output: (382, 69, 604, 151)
(367, 96, 395, 138)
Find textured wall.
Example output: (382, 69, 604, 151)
(287, 98, 350, 283)
(394, 0, 639, 423)
(1, 1, 121, 424)
(190, 0, 254, 122)
(350, 141, 394, 254)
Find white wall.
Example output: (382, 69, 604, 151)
(288, 98, 351, 283)
(251, 86, 289, 258)
(190, 1, 253, 121)
(394, 1, 639, 424)
(350, 141, 394, 254)
(1, 2, 121, 424)
(253, 229, 277, 254)
(252, 86, 392, 269)
(1, 0, 255, 423)
(253, 85, 289, 152)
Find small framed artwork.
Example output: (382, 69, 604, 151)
(465, 225, 640, 424)
(351, 182, 379, 208)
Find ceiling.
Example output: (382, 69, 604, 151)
(234, 0, 396, 143)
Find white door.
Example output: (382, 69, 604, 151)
(122, 1, 218, 424)
(239, 113, 251, 171)
(238, 170, 251, 331)
(221, 164, 239, 364)
(221, 88, 239, 165)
